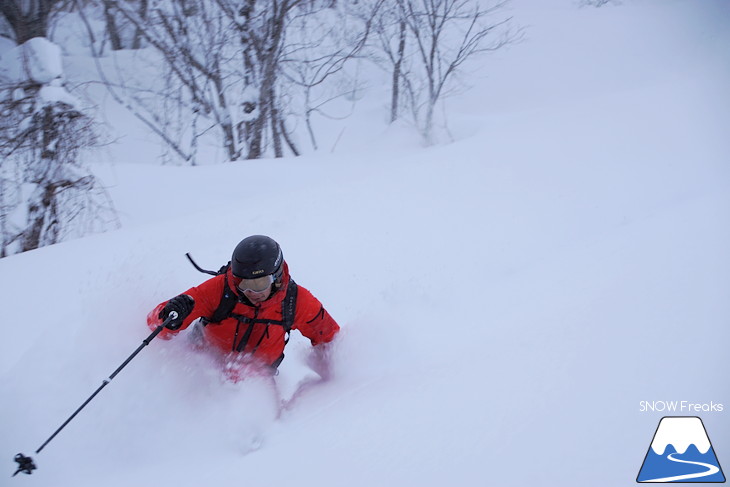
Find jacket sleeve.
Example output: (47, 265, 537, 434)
(146, 275, 225, 338)
(292, 286, 340, 346)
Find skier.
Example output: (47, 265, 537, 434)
(147, 235, 340, 382)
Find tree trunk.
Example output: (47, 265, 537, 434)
(132, 0, 149, 49)
(280, 118, 300, 156)
(423, 96, 435, 145)
(247, 97, 267, 159)
(221, 121, 239, 161)
(216, 86, 239, 161)
(390, 19, 406, 123)
(103, 0, 123, 51)
(248, 46, 282, 158)
(23, 186, 49, 252)
(23, 106, 57, 251)
(0, 0, 57, 44)
(270, 89, 283, 158)
(246, 1, 289, 159)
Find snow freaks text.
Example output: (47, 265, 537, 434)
(639, 401, 724, 413)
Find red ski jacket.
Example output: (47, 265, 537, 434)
(147, 262, 339, 369)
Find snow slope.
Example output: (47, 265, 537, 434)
(2, 1, 729, 486)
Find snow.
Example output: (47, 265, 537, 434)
(38, 84, 80, 108)
(651, 417, 712, 455)
(22, 38, 64, 85)
(0, 37, 63, 85)
(1, 1, 729, 486)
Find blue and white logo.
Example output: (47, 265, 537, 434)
(637, 416, 725, 483)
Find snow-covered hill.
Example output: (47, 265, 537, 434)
(1, 1, 729, 486)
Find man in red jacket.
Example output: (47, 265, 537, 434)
(148, 235, 340, 382)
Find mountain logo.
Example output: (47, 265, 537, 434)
(637, 416, 726, 483)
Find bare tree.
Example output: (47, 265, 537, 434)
(100, 0, 376, 161)
(372, 0, 519, 143)
(0, 3, 118, 256)
(0, 0, 58, 43)
(91, 0, 149, 52)
(280, 0, 381, 150)
(130, 0, 147, 48)
(0, 91, 116, 254)
(102, 0, 124, 50)
(100, 0, 300, 161)
(580, 0, 617, 6)
(367, 2, 407, 123)
(389, 18, 406, 123)
(228, 0, 299, 159)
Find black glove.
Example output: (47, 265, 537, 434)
(159, 294, 195, 330)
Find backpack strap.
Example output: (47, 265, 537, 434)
(208, 273, 238, 324)
(206, 277, 298, 328)
(184, 253, 236, 325)
(226, 281, 298, 367)
(270, 279, 298, 370)
(186, 251, 299, 368)
(281, 279, 298, 337)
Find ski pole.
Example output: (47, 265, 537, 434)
(12, 311, 178, 477)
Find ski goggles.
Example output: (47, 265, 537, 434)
(233, 274, 275, 293)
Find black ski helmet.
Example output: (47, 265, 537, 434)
(231, 235, 283, 279)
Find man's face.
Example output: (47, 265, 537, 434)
(242, 286, 272, 304)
